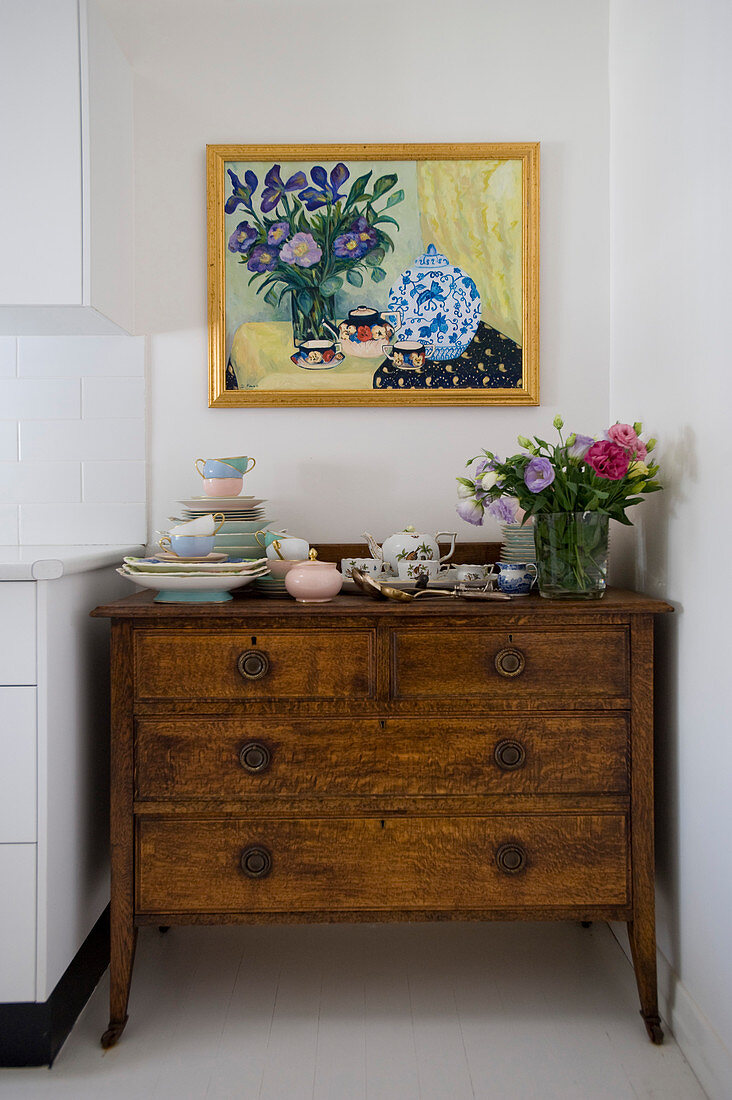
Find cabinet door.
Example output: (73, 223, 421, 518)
(0, 582, 36, 685)
(0, 688, 36, 842)
(0, 845, 36, 1001)
(0, 0, 82, 305)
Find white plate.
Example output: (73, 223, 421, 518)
(123, 557, 268, 573)
(155, 551, 230, 563)
(178, 497, 266, 510)
(117, 569, 264, 592)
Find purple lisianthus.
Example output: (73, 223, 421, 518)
(247, 245, 279, 273)
(227, 220, 257, 254)
(225, 169, 258, 213)
(487, 498, 518, 524)
(333, 232, 368, 260)
(298, 163, 350, 210)
(567, 433, 593, 460)
(260, 165, 307, 213)
(280, 232, 322, 268)
(456, 498, 485, 526)
(267, 221, 290, 246)
(524, 456, 555, 493)
(350, 215, 378, 249)
(475, 456, 499, 477)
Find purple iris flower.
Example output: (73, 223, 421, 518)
(567, 433, 594, 460)
(350, 215, 378, 249)
(225, 169, 258, 213)
(267, 221, 290, 246)
(298, 163, 350, 210)
(524, 456, 556, 493)
(260, 165, 307, 213)
(333, 232, 368, 259)
(247, 245, 279, 273)
(487, 498, 518, 524)
(227, 220, 257, 254)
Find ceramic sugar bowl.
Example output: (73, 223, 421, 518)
(387, 244, 481, 360)
(284, 550, 343, 603)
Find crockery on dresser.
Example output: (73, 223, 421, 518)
(179, 497, 265, 511)
(218, 456, 257, 475)
(169, 513, 225, 537)
(116, 568, 265, 603)
(195, 458, 240, 479)
(494, 561, 538, 596)
(396, 559, 448, 582)
(284, 551, 343, 603)
(452, 563, 496, 583)
(159, 534, 215, 558)
(156, 551, 230, 563)
(265, 559, 299, 580)
(339, 557, 387, 580)
(363, 526, 457, 572)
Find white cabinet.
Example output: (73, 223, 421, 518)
(0, 846, 36, 1002)
(0, 0, 133, 335)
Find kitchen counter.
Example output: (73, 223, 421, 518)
(0, 544, 143, 581)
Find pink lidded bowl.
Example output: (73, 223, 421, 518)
(203, 476, 244, 497)
(284, 557, 343, 603)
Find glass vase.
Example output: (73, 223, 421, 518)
(534, 512, 609, 599)
(290, 288, 338, 343)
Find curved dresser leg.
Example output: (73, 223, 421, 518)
(101, 924, 137, 1049)
(628, 918, 663, 1044)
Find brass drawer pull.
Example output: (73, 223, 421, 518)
(494, 647, 525, 678)
(237, 649, 270, 680)
(494, 739, 526, 771)
(496, 843, 527, 874)
(240, 846, 272, 879)
(238, 742, 271, 774)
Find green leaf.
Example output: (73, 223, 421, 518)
(372, 173, 398, 198)
(385, 189, 404, 208)
(364, 247, 386, 268)
(346, 268, 364, 287)
(370, 267, 387, 283)
(298, 289, 314, 315)
(264, 287, 278, 307)
(372, 214, 400, 228)
(320, 275, 343, 296)
(345, 171, 372, 208)
(378, 231, 395, 253)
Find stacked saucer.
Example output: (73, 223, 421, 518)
(171, 497, 273, 560)
(117, 556, 269, 603)
(500, 521, 537, 563)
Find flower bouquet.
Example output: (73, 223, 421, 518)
(456, 417, 662, 598)
(226, 162, 403, 343)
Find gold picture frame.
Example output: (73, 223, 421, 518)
(207, 143, 539, 407)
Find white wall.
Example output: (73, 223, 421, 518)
(610, 1, 732, 1095)
(0, 335, 146, 544)
(100, 0, 611, 543)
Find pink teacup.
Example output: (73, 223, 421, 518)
(203, 476, 243, 497)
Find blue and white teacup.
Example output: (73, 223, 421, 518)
(159, 534, 215, 558)
(495, 561, 538, 596)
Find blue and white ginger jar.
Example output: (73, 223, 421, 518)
(387, 244, 481, 361)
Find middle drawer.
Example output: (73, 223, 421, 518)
(135, 716, 629, 800)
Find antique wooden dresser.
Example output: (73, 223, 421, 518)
(92, 585, 672, 1047)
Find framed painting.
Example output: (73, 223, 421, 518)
(207, 143, 539, 407)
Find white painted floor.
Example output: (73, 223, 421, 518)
(0, 922, 705, 1099)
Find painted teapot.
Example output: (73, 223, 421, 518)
(363, 526, 457, 571)
(386, 244, 481, 361)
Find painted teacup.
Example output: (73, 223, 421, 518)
(382, 340, 432, 369)
(453, 563, 494, 583)
(396, 559, 446, 581)
(159, 534, 215, 558)
(296, 339, 340, 365)
(495, 561, 538, 596)
(340, 557, 385, 580)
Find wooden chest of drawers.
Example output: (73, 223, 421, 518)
(92, 587, 671, 1047)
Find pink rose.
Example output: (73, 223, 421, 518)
(606, 422, 647, 461)
(585, 440, 630, 480)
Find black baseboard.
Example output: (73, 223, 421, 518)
(0, 904, 110, 1067)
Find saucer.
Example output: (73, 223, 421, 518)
(291, 352, 345, 370)
(156, 551, 229, 563)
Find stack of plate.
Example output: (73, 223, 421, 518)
(500, 521, 537, 563)
(252, 574, 289, 599)
(170, 497, 273, 561)
(118, 556, 269, 603)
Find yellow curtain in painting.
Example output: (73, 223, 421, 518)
(416, 161, 522, 346)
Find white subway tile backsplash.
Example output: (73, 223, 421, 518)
(20, 503, 146, 544)
(18, 335, 145, 378)
(82, 461, 145, 503)
(0, 339, 17, 378)
(82, 377, 145, 419)
(0, 505, 19, 544)
(20, 418, 144, 462)
(0, 422, 18, 461)
(0, 379, 80, 420)
(0, 462, 81, 504)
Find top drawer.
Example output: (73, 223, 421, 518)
(134, 629, 375, 702)
(392, 627, 629, 704)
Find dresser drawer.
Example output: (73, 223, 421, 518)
(136, 813, 628, 913)
(135, 715, 629, 800)
(392, 627, 629, 702)
(134, 629, 375, 702)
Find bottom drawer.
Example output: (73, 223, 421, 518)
(136, 814, 628, 914)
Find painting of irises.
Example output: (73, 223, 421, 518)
(207, 144, 539, 407)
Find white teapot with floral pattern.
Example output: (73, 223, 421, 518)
(362, 526, 457, 572)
